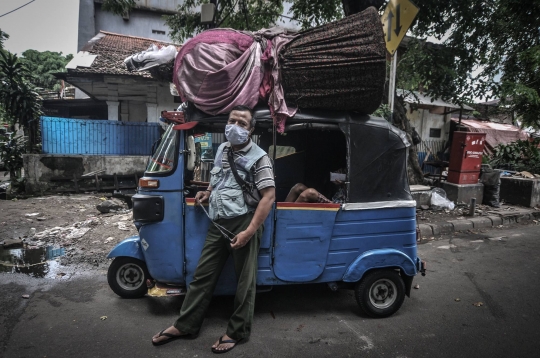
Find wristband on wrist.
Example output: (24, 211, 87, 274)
(205, 189, 212, 193)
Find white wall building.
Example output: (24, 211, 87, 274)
(78, 0, 181, 52)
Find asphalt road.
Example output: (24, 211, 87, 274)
(1, 223, 539, 358)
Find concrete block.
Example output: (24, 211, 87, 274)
(501, 216, 516, 225)
(500, 177, 540, 208)
(418, 224, 433, 238)
(469, 217, 493, 229)
(487, 216, 503, 226)
(448, 220, 473, 231)
(411, 190, 431, 208)
(438, 222, 454, 234)
(428, 224, 440, 235)
(23, 154, 148, 195)
(514, 214, 533, 223)
(442, 182, 484, 205)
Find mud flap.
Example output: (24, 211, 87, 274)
(402, 273, 414, 297)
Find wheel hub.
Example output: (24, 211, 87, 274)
(369, 279, 397, 309)
(117, 263, 144, 290)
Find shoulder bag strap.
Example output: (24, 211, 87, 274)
(227, 148, 251, 190)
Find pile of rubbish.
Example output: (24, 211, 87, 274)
(0, 181, 10, 200)
(501, 170, 540, 179)
(124, 44, 178, 72)
(28, 217, 101, 248)
(125, 7, 386, 132)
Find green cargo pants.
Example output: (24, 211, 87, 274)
(174, 212, 262, 341)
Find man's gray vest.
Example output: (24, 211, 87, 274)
(208, 141, 267, 220)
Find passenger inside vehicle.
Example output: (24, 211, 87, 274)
(259, 129, 347, 202)
(285, 168, 347, 203)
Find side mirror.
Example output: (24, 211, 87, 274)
(186, 135, 196, 171)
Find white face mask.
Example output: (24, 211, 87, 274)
(225, 124, 250, 146)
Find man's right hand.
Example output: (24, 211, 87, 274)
(195, 190, 210, 204)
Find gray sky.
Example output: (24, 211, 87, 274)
(0, 0, 79, 56)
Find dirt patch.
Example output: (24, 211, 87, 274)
(0, 194, 137, 268)
(416, 203, 485, 224)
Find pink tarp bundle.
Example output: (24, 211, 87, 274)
(173, 7, 386, 131)
(173, 28, 297, 127)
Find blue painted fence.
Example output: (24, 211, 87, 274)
(41, 117, 162, 155)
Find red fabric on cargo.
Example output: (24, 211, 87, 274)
(173, 29, 254, 95)
(173, 27, 297, 129)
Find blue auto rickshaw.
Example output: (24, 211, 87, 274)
(107, 105, 426, 318)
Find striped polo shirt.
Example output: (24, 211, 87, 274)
(221, 141, 275, 191)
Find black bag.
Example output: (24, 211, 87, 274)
(227, 149, 261, 207)
(481, 169, 501, 208)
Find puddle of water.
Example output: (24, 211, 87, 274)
(0, 246, 66, 278)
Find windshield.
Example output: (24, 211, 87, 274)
(146, 124, 178, 173)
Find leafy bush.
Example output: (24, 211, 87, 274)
(373, 104, 391, 121)
(490, 139, 540, 173)
(0, 132, 26, 178)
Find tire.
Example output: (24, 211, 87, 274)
(107, 257, 149, 298)
(355, 269, 406, 318)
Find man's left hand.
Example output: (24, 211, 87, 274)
(230, 230, 253, 249)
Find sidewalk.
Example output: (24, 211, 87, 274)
(417, 206, 540, 241)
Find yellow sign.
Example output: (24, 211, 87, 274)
(381, 0, 419, 55)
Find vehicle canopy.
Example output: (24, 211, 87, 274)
(183, 104, 412, 204)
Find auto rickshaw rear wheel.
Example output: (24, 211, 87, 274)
(107, 257, 150, 298)
(355, 269, 405, 318)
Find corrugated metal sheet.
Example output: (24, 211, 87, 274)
(40, 117, 162, 155)
(451, 118, 525, 131)
(451, 118, 530, 155)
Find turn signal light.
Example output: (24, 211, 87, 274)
(139, 178, 160, 188)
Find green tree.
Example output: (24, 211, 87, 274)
(398, 0, 540, 130)
(165, 0, 285, 43)
(0, 29, 8, 51)
(0, 50, 42, 185)
(0, 51, 42, 129)
(20, 50, 73, 92)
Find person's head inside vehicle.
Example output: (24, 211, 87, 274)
(225, 105, 255, 146)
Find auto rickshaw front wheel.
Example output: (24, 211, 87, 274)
(107, 257, 150, 298)
(355, 269, 406, 318)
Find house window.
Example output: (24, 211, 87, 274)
(152, 29, 166, 35)
(429, 128, 442, 138)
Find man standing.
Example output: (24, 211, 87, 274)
(152, 106, 275, 354)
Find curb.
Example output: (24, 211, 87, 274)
(418, 210, 540, 240)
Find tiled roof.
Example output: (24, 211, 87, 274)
(70, 31, 180, 78)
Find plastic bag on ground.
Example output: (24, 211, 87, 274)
(431, 188, 455, 210)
